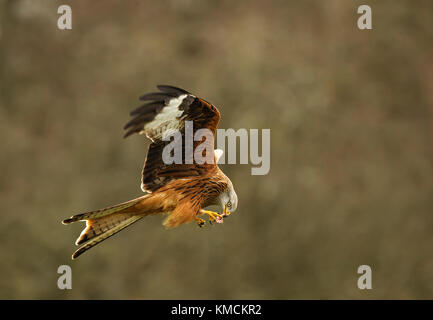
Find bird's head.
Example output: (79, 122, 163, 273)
(219, 183, 238, 215)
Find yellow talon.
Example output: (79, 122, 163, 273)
(200, 210, 223, 223)
(195, 217, 206, 228)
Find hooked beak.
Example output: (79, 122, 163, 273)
(223, 205, 231, 217)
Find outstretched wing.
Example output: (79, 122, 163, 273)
(124, 85, 221, 192)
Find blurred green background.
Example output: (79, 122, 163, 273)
(1, 0, 433, 299)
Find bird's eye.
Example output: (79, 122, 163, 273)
(227, 201, 232, 208)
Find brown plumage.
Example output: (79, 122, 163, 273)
(62, 85, 238, 259)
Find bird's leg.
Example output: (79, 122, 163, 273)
(200, 209, 224, 224)
(195, 217, 206, 228)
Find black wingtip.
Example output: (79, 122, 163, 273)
(124, 85, 191, 139)
(139, 92, 174, 101)
(156, 85, 190, 95)
(123, 128, 141, 139)
(123, 132, 132, 139)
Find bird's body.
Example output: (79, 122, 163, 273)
(63, 85, 238, 259)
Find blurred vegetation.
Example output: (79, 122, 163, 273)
(1, 0, 433, 299)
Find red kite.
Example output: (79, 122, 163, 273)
(62, 85, 238, 259)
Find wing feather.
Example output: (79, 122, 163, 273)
(124, 85, 221, 192)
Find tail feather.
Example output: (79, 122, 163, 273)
(62, 197, 144, 224)
(72, 215, 143, 259)
(76, 212, 134, 245)
(63, 196, 150, 259)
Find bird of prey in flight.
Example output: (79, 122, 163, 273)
(62, 85, 238, 259)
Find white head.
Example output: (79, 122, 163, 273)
(219, 183, 238, 213)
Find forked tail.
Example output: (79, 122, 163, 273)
(62, 197, 147, 259)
